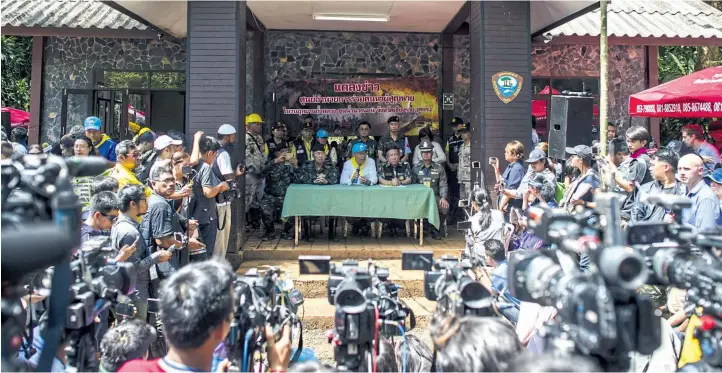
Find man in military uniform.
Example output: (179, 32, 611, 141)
(413, 141, 450, 240)
(457, 122, 473, 202)
(244, 114, 267, 230)
(378, 116, 411, 164)
(260, 143, 298, 240)
(379, 144, 413, 236)
(445, 117, 466, 222)
(297, 143, 340, 241)
(266, 122, 295, 160)
(292, 121, 315, 165)
(347, 121, 378, 161)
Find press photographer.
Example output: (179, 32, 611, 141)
(118, 260, 292, 372)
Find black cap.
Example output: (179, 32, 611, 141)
(273, 122, 285, 130)
(311, 143, 326, 153)
(388, 116, 400, 124)
(450, 117, 464, 126)
(457, 122, 470, 132)
(303, 122, 313, 130)
(566, 145, 593, 161)
(304, 115, 314, 121)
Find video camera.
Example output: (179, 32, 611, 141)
(402, 252, 495, 318)
(301, 256, 412, 372)
(508, 194, 661, 371)
(1, 154, 110, 372)
(225, 266, 304, 372)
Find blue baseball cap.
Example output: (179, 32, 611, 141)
(706, 168, 722, 184)
(316, 129, 328, 138)
(84, 116, 102, 131)
(352, 142, 368, 154)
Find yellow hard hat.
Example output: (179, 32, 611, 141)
(246, 113, 263, 126)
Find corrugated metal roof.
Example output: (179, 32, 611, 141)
(1, 0, 148, 30)
(546, 0, 722, 39)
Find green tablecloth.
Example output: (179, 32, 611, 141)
(281, 184, 440, 228)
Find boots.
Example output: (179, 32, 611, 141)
(328, 217, 339, 242)
(248, 208, 261, 230)
(302, 219, 314, 242)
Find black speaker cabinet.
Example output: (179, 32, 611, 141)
(1, 111, 10, 138)
(547, 95, 594, 160)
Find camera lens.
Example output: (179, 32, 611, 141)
(598, 246, 647, 290)
(335, 286, 366, 314)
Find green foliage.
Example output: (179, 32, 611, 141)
(657, 46, 722, 144)
(1, 36, 33, 111)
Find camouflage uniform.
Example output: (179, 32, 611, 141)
(377, 134, 409, 161)
(297, 161, 339, 185)
(260, 159, 295, 237)
(412, 161, 449, 236)
(297, 161, 340, 240)
(379, 161, 413, 234)
(457, 142, 472, 201)
(245, 132, 267, 212)
(379, 162, 413, 183)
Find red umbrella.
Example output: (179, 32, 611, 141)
(629, 66, 722, 118)
(1, 107, 30, 128)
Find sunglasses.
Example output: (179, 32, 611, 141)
(101, 212, 118, 223)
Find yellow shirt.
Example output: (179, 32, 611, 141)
(105, 164, 152, 222)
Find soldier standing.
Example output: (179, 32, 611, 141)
(260, 143, 298, 240)
(293, 121, 316, 165)
(266, 122, 295, 160)
(297, 143, 340, 241)
(347, 121, 378, 161)
(413, 141, 449, 240)
(378, 116, 411, 164)
(244, 114, 267, 229)
(378, 144, 413, 236)
(445, 117, 466, 222)
(457, 122, 474, 202)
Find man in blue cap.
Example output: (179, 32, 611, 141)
(84, 116, 117, 162)
(341, 142, 378, 236)
(314, 129, 337, 166)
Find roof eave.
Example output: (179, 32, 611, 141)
(0, 25, 163, 39)
(536, 34, 722, 47)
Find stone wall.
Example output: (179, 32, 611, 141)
(532, 44, 647, 128)
(41, 37, 186, 142)
(453, 34, 470, 121)
(451, 39, 648, 129)
(263, 31, 442, 126)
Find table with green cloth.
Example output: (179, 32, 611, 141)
(281, 184, 440, 245)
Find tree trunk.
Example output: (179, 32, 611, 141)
(699, 1, 721, 69)
(599, 0, 609, 156)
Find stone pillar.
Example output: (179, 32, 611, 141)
(186, 1, 247, 262)
(469, 1, 532, 187)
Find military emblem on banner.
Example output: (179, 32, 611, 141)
(492, 72, 523, 104)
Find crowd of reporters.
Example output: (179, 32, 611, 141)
(2, 116, 722, 373)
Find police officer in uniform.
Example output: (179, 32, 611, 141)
(260, 142, 298, 240)
(297, 143, 340, 241)
(445, 117, 465, 222)
(293, 121, 315, 165)
(413, 141, 450, 240)
(266, 122, 295, 160)
(378, 116, 411, 164)
(379, 144, 413, 236)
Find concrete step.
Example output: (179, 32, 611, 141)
(297, 297, 436, 331)
(239, 259, 429, 299)
(241, 236, 465, 260)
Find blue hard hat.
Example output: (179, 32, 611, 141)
(316, 129, 328, 138)
(352, 142, 368, 154)
(84, 116, 102, 131)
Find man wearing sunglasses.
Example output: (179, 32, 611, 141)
(81, 191, 121, 245)
(108, 140, 153, 205)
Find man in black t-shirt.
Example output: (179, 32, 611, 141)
(191, 136, 229, 259)
(141, 166, 204, 280)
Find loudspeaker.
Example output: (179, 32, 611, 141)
(547, 95, 594, 160)
(1, 111, 10, 138)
